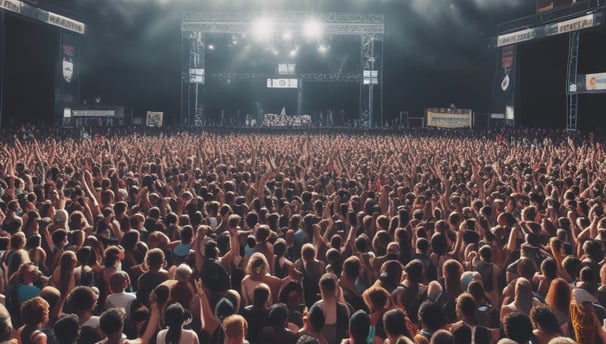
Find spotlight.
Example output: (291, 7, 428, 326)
(207, 44, 215, 50)
(253, 17, 274, 41)
(318, 44, 328, 54)
(289, 48, 298, 57)
(303, 19, 322, 40)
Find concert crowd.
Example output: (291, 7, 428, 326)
(0, 125, 603, 344)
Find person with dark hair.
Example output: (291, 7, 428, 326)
(429, 330, 454, 344)
(339, 256, 367, 313)
(467, 280, 499, 329)
(473, 245, 500, 307)
(297, 335, 320, 344)
(273, 238, 293, 279)
(278, 281, 305, 330)
(0, 303, 14, 344)
(414, 301, 447, 344)
(544, 278, 571, 336)
(105, 271, 136, 322)
(450, 293, 491, 344)
(98, 303, 160, 344)
(66, 286, 99, 331)
(241, 283, 272, 344)
(437, 259, 464, 324)
(136, 248, 168, 306)
(258, 303, 297, 344)
(382, 309, 413, 344)
(341, 310, 370, 344)
(48, 251, 76, 300)
(156, 303, 199, 344)
(53, 314, 79, 344)
(73, 246, 97, 287)
(295, 244, 325, 308)
(530, 306, 562, 344)
(15, 296, 49, 344)
(533, 258, 558, 299)
(26, 234, 47, 276)
(298, 304, 328, 344)
(503, 312, 536, 344)
(101, 246, 125, 304)
(312, 274, 349, 344)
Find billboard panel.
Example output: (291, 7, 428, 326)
(425, 108, 472, 128)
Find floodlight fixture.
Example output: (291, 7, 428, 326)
(253, 17, 274, 41)
(303, 18, 323, 40)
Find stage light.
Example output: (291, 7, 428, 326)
(303, 19, 323, 40)
(207, 44, 215, 50)
(253, 17, 274, 41)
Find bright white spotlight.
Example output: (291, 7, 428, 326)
(289, 49, 298, 57)
(318, 44, 328, 54)
(282, 31, 293, 41)
(253, 17, 274, 41)
(207, 44, 215, 50)
(303, 19, 322, 40)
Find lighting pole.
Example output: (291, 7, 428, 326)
(368, 38, 375, 128)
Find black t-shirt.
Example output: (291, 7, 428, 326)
(136, 270, 168, 305)
(241, 306, 271, 343)
(200, 259, 231, 294)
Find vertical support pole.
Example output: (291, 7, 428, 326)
(0, 11, 5, 129)
(566, 30, 580, 131)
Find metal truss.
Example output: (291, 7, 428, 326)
(206, 72, 360, 82)
(182, 11, 384, 38)
(180, 11, 384, 127)
(498, 0, 599, 34)
(566, 30, 580, 131)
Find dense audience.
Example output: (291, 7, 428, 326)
(0, 125, 604, 344)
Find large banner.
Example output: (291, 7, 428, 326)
(492, 46, 516, 121)
(54, 30, 80, 125)
(184, 31, 204, 84)
(569, 72, 606, 94)
(146, 111, 163, 127)
(0, 0, 85, 34)
(497, 13, 600, 47)
(425, 108, 472, 128)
